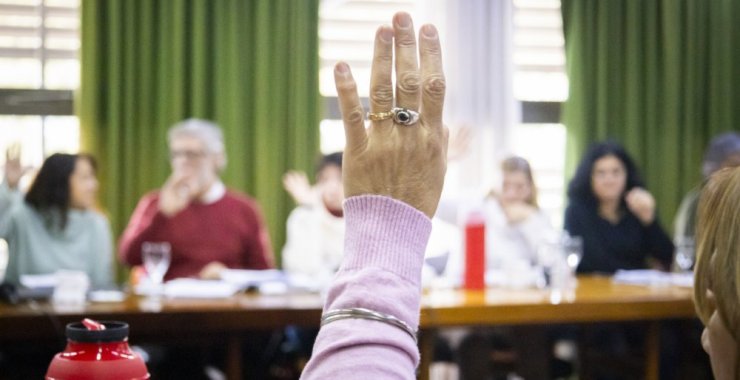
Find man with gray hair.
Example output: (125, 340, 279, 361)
(119, 119, 273, 280)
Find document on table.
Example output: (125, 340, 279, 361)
(612, 269, 693, 287)
(164, 279, 240, 299)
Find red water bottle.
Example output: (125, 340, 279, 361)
(464, 211, 486, 290)
(46, 319, 150, 380)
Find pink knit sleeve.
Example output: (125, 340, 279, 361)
(300, 195, 432, 380)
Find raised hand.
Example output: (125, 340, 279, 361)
(625, 187, 656, 225)
(335, 12, 448, 218)
(282, 170, 316, 206)
(446, 125, 472, 161)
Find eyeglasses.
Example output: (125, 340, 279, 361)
(170, 150, 206, 161)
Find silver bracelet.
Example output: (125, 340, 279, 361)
(321, 307, 418, 343)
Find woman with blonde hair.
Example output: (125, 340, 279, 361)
(693, 166, 740, 380)
(483, 155, 552, 269)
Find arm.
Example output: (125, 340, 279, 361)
(118, 194, 168, 266)
(91, 214, 115, 288)
(0, 180, 23, 239)
(241, 201, 274, 269)
(643, 218, 675, 270)
(301, 196, 431, 379)
(301, 11, 447, 379)
(626, 187, 675, 269)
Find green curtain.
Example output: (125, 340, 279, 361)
(562, 0, 740, 229)
(79, 0, 321, 270)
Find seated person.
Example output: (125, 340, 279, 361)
(564, 141, 677, 379)
(119, 119, 273, 280)
(282, 152, 459, 288)
(1, 150, 113, 288)
(565, 141, 674, 274)
(693, 166, 740, 380)
(674, 132, 740, 243)
(454, 156, 553, 380)
(483, 155, 553, 271)
(282, 152, 344, 284)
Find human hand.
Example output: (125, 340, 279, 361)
(446, 125, 472, 161)
(500, 202, 536, 224)
(336, 12, 448, 218)
(283, 170, 317, 206)
(199, 261, 227, 280)
(625, 187, 656, 225)
(4, 144, 31, 190)
(159, 172, 198, 217)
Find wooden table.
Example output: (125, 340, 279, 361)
(418, 275, 696, 380)
(0, 276, 696, 379)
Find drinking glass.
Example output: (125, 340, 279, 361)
(536, 238, 562, 289)
(562, 235, 584, 271)
(142, 242, 171, 289)
(675, 236, 695, 271)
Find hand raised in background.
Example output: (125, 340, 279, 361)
(625, 187, 656, 225)
(446, 125, 472, 161)
(3, 144, 31, 190)
(336, 12, 448, 218)
(282, 170, 317, 206)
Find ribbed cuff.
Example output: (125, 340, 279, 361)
(341, 195, 432, 284)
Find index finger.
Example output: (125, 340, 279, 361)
(419, 24, 445, 132)
(334, 62, 367, 150)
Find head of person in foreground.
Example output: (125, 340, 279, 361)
(694, 166, 740, 380)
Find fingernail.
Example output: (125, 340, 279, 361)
(335, 62, 349, 75)
(379, 26, 393, 42)
(422, 25, 438, 39)
(396, 12, 411, 28)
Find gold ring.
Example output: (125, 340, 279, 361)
(367, 110, 394, 121)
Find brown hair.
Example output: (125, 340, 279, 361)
(500, 156, 539, 208)
(694, 166, 740, 374)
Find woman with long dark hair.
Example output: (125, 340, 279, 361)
(565, 141, 674, 273)
(0, 152, 112, 287)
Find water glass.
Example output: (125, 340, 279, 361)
(675, 236, 695, 271)
(536, 238, 562, 289)
(142, 242, 171, 287)
(562, 235, 584, 271)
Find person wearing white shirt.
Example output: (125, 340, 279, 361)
(282, 152, 345, 285)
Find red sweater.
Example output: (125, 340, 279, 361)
(119, 191, 274, 280)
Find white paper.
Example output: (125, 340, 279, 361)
(219, 269, 285, 288)
(20, 273, 58, 289)
(163, 279, 240, 299)
(612, 269, 694, 287)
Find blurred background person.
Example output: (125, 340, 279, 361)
(484, 155, 553, 272)
(0, 150, 112, 288)
(564, 141, 677, 380)
(674, 131, 740, 244)
(282, 152, 344, 286)
(453, 156, 554, 380)
(118, 119, 275, 378)
(444, 155, 553, 286)
(565, 141, 673, 274)
(119, 119, 273, 281)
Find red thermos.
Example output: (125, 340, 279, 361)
(46, 320, 150, 380)
(464, 211, 486, 290)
